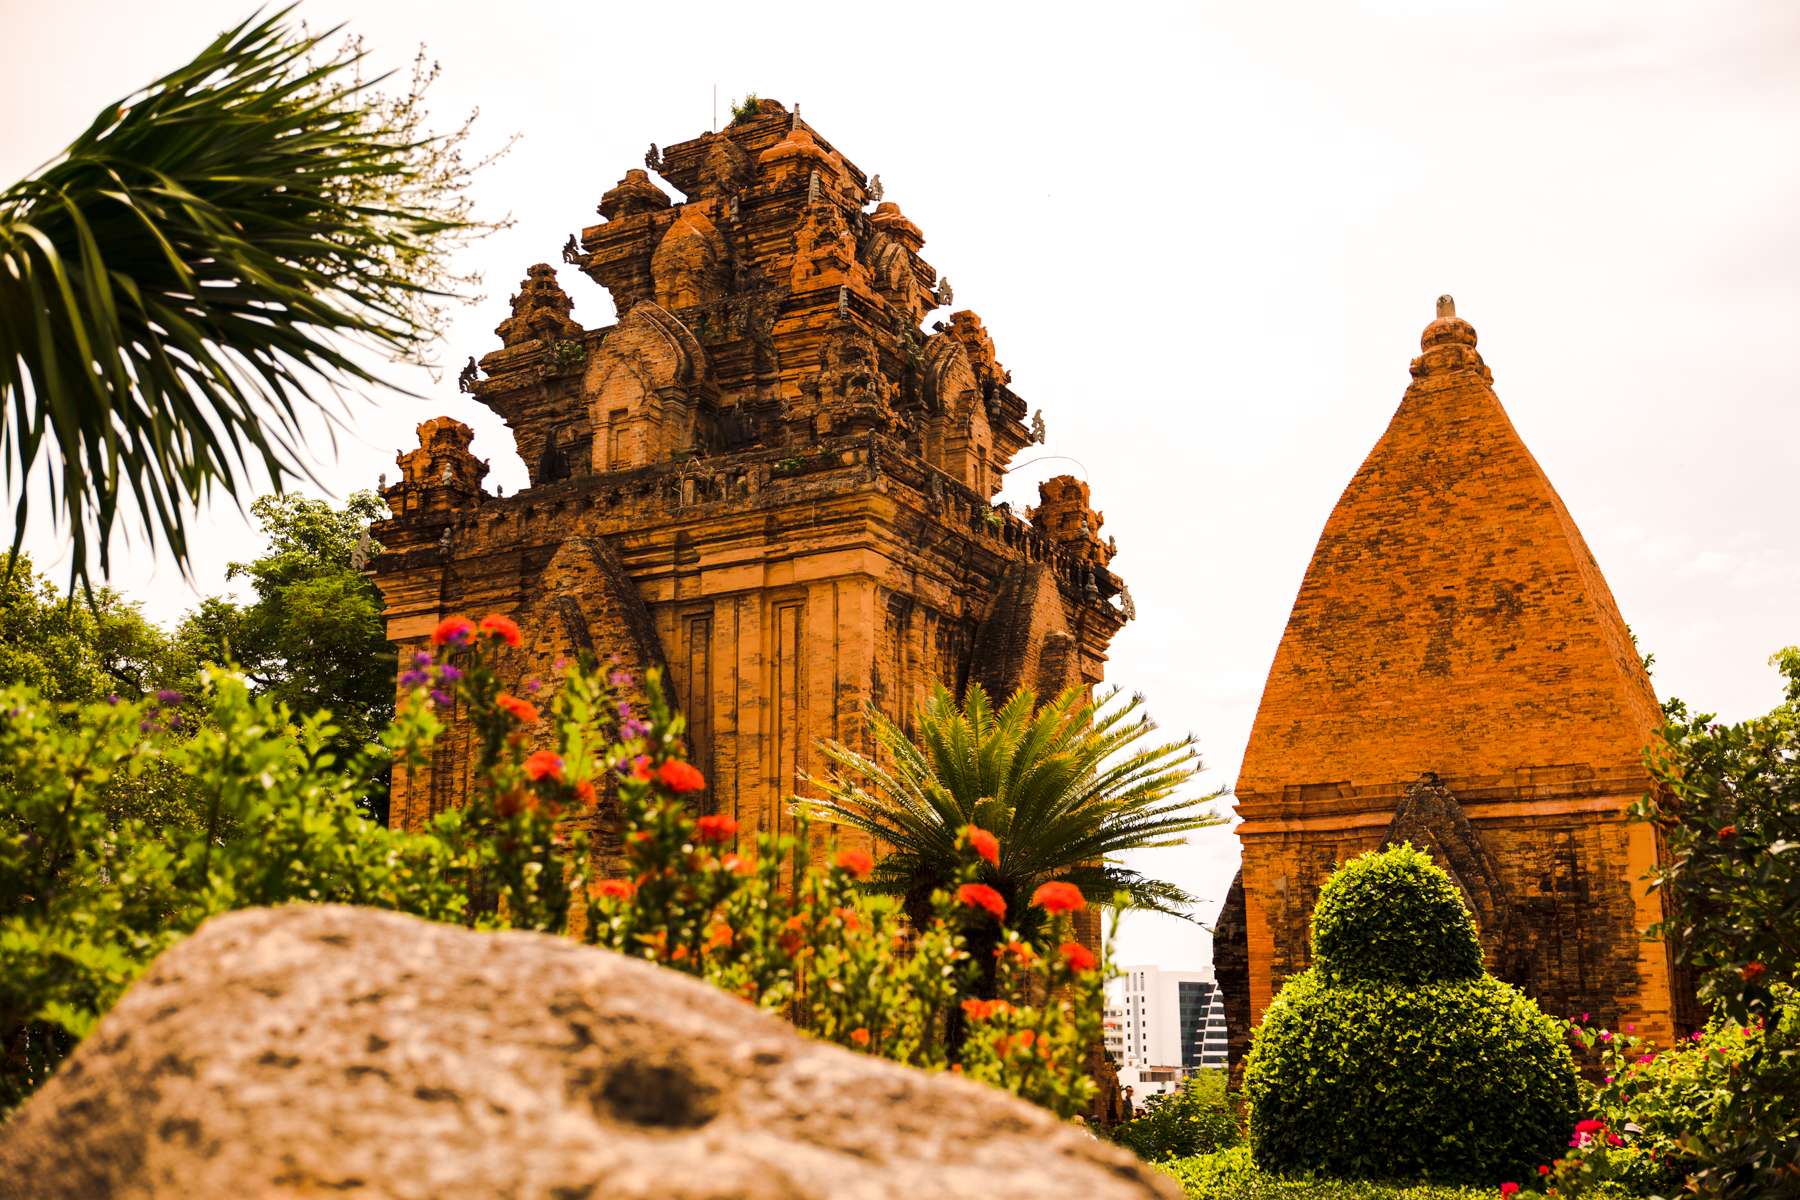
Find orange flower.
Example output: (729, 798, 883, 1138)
(834, 848, 874, 880)
(695, 814, 737, 844)
(658, 759, 706, 793)
(1031, 881, 1085, 914)
(833, 906, 861, 932)
(523, 750, 563, 782)
(630, 755, 653, 781)
(957, 882, 1007, 921)
(1743, 961, 1767, 982)
(591, 878, 635, 900)
(431, 616, 475, 646)
(706, 922, 734, 950)
(496, 693, 539, 724)
(1719, 825, 1737, 839)
(960, 997, 1012, 1021)
(1059, 941, 1097, 972)
(995, 940, 1037, 966)
(1016, 1029, 1037, 1050)
(477, 613, 523, 648)
(993, 1034, 1015, 1058)
(965, 825, 1000, 868)
(850, 1027, 871, 1046)
(574, 779, 598, 807)
(722, 853, 754, 875)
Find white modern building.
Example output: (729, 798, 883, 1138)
(1108, 964, 1229, 1091)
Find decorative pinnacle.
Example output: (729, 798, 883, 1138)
(1436, 294, 1456, 319)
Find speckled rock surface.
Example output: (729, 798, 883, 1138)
(0, 904, 1177, 1199)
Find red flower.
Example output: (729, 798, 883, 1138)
(1718, 824, 1737, 839)
(478, 613, 523, 647)
(496, 693, 540, 724)
(695, 814, 737, 844)
(592, 878, 635, 900)
(574, 779, 598, 807)
(957, 882, 1007, 921)
(658, 759, 706, 793)
(1059, 941, 1098, 973)
(1742, 961, 1766, 982)
(960, 997, 1012, 1021)
(965, 825, 1000, 868)
(523, 750, 563, 782)
(1500, 1185, 1520, 1197)
(833, 906, 861, 932)
(1574, 1120, 1606, 1136)
(1031, 881, 1085, 914)
(835, 848, 874, 880)
(1538, 1166, 1552, 1176)
(432, 616, 475, 646)
(850, 1027, 870, 1046)
(1606, 1133, 1623, 1147)
(630, 755, 653, 781)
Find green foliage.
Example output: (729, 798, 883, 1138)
(581, 678, 1109, 1118)
(729, 94, 761, 123)
(0, 8, 501, 593)
(799, 682, 1222, 944)
(1114, 1070, 1241, 1163)
(1310, 843, 1482, 985)
(1245, 847, 1578, 1185)
(1628, 648, 1800, 1198)
(1161, 1147, 1495, 1200)
(180, 492, 395, 802)
(0, 553, 194, 704)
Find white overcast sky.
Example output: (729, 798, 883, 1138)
(5, 1, 1797, 972)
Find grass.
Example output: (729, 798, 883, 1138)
(1162, 1147, 1502, 1200)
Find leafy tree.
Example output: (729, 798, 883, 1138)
(180, 492, 395, 800)
(1632, 647, 1800, 1197)
(0, 8, 499, 594)
(799, 683, 1221, 967)
(0, 553, 193, 703)
(1113, 1070, 1241, 1163)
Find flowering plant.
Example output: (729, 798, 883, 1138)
(580, 673, 1110, 1118)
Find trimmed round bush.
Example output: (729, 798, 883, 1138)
(1311, 843, 1481, 985)
(1245, 846, 1578, 1184)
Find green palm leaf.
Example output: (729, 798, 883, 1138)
(0, 7, 501, 594)
(798, 682, 1226, 928)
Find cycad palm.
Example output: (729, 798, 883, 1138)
(800, 682, 1223, 941)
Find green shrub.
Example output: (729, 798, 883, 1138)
(1162, 1147, 1495, 1199)
(1114, 1070, 1241, 1162)
(1310, 842, 1481, 985)
(1245, 846, 1577, 1185)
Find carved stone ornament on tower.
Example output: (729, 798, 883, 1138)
(365, 102, 1130, 909)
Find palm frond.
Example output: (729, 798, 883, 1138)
(0, 7, 504, 594)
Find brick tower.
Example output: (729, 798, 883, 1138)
(1215, 297, 1691, 1071)
(366, 101, 1130, 876)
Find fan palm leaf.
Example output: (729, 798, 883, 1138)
(0, 7, 499, 594)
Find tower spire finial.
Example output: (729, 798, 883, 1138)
(1436, 294, 1456, 319)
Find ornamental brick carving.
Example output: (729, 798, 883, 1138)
(1220, 298, 1691, 1075)
(368, 103, 1130, 879)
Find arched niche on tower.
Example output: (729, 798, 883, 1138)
(583, 302, 712, 473)
(920, 331, 997, 497)
(651, 207, 731, 312)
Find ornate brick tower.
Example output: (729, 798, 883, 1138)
(1216, 297, 1691, 1071)
(367, 101, 1130, 873)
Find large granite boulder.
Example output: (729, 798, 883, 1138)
(0, 905, 1177, 1199)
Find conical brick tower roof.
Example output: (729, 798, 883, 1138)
(1237, 297, 1661, 800)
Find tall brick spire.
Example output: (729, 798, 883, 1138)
(1219, 297, 1687, 1077)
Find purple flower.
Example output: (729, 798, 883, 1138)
(617, 700, 633, 721)
(430, 689, 452, 709)
(106, 693, 120, 706)
(554, 657, 568, 671)
(156, 689, 184, 705)
(138, 719, 154, 732)
(399, 670, 429, 688)
(437, 664, 463, 683)
(166, 714, 183, 731)
(620, 718, 649, 741)
(608, 669, 635, 689)
(413, 651, 433, 668)
(525, 679, 542, 694)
